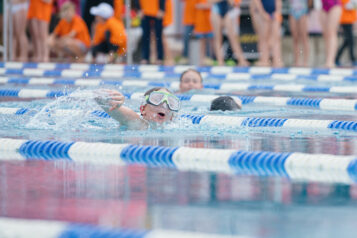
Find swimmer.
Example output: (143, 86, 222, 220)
(96, 87, 181, 130)
(210, 96, 242, 111)
(179, 69, 203, 93)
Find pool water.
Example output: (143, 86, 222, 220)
(0, 67, 357, 238)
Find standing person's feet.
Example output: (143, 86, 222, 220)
(140, 59, 148, 64)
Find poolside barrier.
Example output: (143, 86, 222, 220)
(0, 138, 356, 184)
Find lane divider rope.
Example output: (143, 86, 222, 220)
(0, 138, 356, 184)
(0, 69, 356, 82)
(1, 62, 357, 77)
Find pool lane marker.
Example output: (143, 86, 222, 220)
(0, 70, 357, 82)
(0, 138, 356, 184)
(0, 217, 239, 238)
(1, 89, 357, 111)
(1, 106, 357, 132)
(1, 62, 357, 76)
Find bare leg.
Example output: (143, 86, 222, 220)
(289, 15, 300, 66)
(16, 9, 28, 61)
(224, 15, 249, 66)
(271, 18, 283, 67)
(250, 2, 264, 63)
(299, 15, 310, 67)
(38, 20, 49, 62)
(29, 19, 40, 62)
(12, 13, 19, 60)
(162, 33, 174, 66)
(258, 19, 271, 66)
(325, 6, 342, 68)
(211, 12, 224, 65)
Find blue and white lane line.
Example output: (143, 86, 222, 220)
(1, 76, 357, 88)
(0, 218, 238, 238)
(2, 62, 357, 76)
(0, 85, 357, 100)
(1, 88, 357, 112)
(1, 107, 357, 133)
(1, 69, 357, 82)
(0, 138, 356, 184)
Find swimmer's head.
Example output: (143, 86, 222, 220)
(210, 96, 242, 111)
(60, 2, 76, 22)
(179, 69, 203, 93)
(140, 87, 181, 124)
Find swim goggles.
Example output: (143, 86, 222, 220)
(145, 91, 181, 112)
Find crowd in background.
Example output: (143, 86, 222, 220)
(1, 0, 357, 68)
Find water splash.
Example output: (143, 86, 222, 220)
(25, 89, 118, 131)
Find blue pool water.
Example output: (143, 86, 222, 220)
(0, 66, 357, 238)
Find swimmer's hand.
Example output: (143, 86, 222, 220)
(95, 89, 125, 112)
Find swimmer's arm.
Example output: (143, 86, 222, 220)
(95, 89, 148, 129)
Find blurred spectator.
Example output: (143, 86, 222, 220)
(194, 0, 213, 66)
(335, 0, 357, 66)
(11, 0, 29, 62)
(253, 0, 283, 67)
(91, 3, 127, 63)
(56, 0, 81, 15)
(210, 96, 242, 111)
(114, 0, 124, 20)
(135, 0, 165, 64)
(83, 0, 113, 35)
(48, 2, 90, 61)
(163, 0, 174, 65)
(28, 0, 53, 62)
(209, 0, 248, 66)
(320, 0, 342, 68)
(180, 0, 196, 64)
(289, 0, 310, 67)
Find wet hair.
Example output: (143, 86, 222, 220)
(179, 69, 203, 83)
(144, 87, 173, 96)
(210, 96, 242, 111)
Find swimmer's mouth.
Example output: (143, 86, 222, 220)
(157, 112, 166, 118)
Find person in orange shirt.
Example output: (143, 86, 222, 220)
(135, 0, 166, 64)
(181, 0, 196, 64)
(335, 0, 357, 66)
(209, 0, 248, 66)
(114, 0, 124, 20)
(91, 3, 127, 63)
(194, 0, 213, 65)
(11, 0, 29, 62)
(28, 0, 53, 62)
(48, 2, 90, 61)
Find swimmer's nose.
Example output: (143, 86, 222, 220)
(159, 102, 169, 109)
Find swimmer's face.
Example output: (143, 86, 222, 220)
(140, 89, 175, 124)
(179, 71, 203, 93)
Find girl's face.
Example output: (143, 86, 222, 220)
(179, 71, 203, 93)
(140, 89, 175, 124)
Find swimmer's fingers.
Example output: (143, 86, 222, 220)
(109, 97, 125, 111)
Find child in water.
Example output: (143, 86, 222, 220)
(96, 87, 181, 130)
